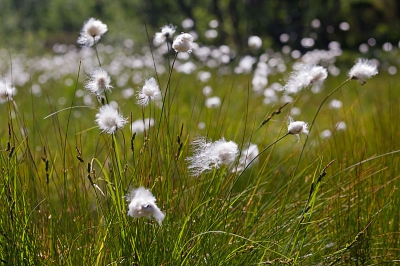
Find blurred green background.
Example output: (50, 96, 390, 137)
(1, 0, 399, 52)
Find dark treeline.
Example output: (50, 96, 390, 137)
(0, 0, 399, 52)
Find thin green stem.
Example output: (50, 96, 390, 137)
(228, 132, 290, 199)
(156, 53, 178, 140)
(93, 38, 102, 67)
(144, 23, 160, 83)
(92, 40, 111, 105)
(166, 41, 172, 110)
(243, 132, 290, 175)
(293, 77, 352, 176)
(62, 59, 82, 202)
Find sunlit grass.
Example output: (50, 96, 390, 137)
(0, 43, 399, 265)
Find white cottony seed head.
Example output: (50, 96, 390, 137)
(95, 104, 127, 134)
(0, 80, 16, 103)
(136, 77, 161, 106)
(85, 68, 112, 96)
(127, 187, 165, 225)
(186, 137, 239, 176)
(287, 116, 309, 141)
(172, 33, 194, 53)
(154, 24, 176, 44)
(77, 18, 108, 47)
(348, 58, 378, 85)
(283, 64, 328, 94)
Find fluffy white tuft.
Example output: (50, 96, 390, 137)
(85, 68, 112, 96)
(348, 58, 378, 85)
(127, 187, 165, 225)
(77, 18, 108, 47)
(154, 24, 176, 44)
(186, 137, 239, 177)
(172, 33, 194, 53)
(283, 64, 328, 94)
(287, 116, 309, 141)
(0, 80, 17, 103)
(137, 78, 161, 106)
(95, 104, 127, 134)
